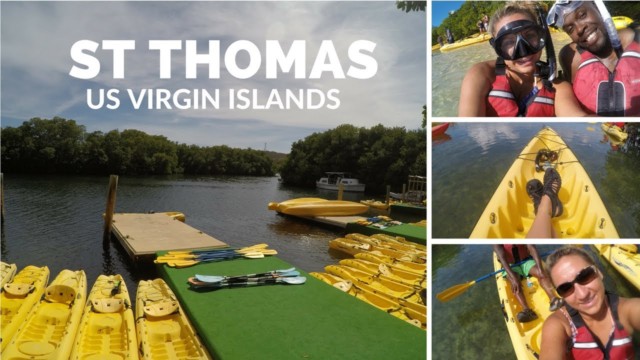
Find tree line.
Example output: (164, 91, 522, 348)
(1, 118, 426, 194)
(432, 1, 639, 46)
(279, 124, 426, 194)
(1, 117, 274, 176)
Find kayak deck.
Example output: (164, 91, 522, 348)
(471, 127, 619, 238)
(493, 254, 552, 360)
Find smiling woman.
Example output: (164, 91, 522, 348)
(540, 246, 640, 360)
(457, 1, 586, 117)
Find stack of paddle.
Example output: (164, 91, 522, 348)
(188, 267, 306, 290)
(155, 244, 277, 268)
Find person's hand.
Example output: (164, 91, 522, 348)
(508, 275, 521, 294)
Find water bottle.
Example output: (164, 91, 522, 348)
(526, 278, 537, 294)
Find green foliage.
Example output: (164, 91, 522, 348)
(1, 117, 274, 177)
(279, 124, 426, 194)
(396, 1, 425, 13)
(432, 1, 638, 45)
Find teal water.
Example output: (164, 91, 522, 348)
(431, 244, 640, 359)
(432, 123, 640, 238)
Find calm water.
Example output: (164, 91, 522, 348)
(432, 244, 640, 359)
(432, 122, 640, 238)
(0, 175, 420, 296)
(431, 32, 573, 117)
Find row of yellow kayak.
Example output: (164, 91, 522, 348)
(0, 262, 211, 359)
(312, 233, 426, 329)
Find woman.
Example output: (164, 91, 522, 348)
(458, 2, 586, 117)
(540, 246, 640, 359)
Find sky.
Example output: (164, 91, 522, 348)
(0, 1, 426, 154)
(432, 1, 465, 26)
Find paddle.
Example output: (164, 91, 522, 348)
(187, 275, 307, 289)
(157, 252, 269, 268)
(194, 268, 299, 283)
(436, 250, 553, 303)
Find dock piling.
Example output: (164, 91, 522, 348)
(103, 175, 119, 242)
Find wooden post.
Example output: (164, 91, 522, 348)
(1, 173, 5, 223)
(103, 175, 119, 241)
(337, 182, 344, 201)
(385, 185, 391, 205)
(401, 184, 407, 202)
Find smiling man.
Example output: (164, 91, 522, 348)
(547, 1, 640, 116)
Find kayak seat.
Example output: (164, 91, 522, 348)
(143, 300, 179, 317)
(92, 298, 125, 313)
(4, 283, 35, 297)
(44, 284, 77, 304)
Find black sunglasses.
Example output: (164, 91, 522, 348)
(555, 265, 598, 298)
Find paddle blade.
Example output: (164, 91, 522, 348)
(436, 281, 475, 302)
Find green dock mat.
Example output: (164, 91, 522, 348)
(345, 223, 426, 245)
(158, 256, 425, 360)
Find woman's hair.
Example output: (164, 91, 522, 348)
(546, 246, 597, 275)
(488, 1, 539, 36)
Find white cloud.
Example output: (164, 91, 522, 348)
(1, 1, 426, 153)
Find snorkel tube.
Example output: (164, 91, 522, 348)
(593, 0, 623, 58)
(536, 4, 557, 82)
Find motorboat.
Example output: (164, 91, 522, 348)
(316, 172, 365, 192)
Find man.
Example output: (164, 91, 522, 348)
(547, 1, 640, 116)
(494, 245, 563, 323)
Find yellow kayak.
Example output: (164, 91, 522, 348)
(594, 244, 640, 291)
(601, 123, 628, 143)
(1, 265, 50, 352)
(136, 278, 211, 359)
(310, 272, 426, 329)
(440, 33, 491, 53)
(3, 269, 86, 359)
(325, 264, 424, 306)
(329, 237, 425, 262)
(613, 16, 633, 30)
(70, 274, 137, 360)
(268, 197, 368, 216)
(339, 259, 426, 288)
(1, 261, 17, 288)
(494, 253, 552, 360)
(354, 252, 426, 276)
(470, 127, 619, 238)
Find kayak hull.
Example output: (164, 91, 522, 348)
(594, 244, 640, 291)
(268, 198, 368, 216)
(440, 33, 490, 52)
(1, 265, 50, 352)
(432, 122, 450, 137)
(70, 274, 137, 360)
(601, 123, 628, 143)
(494, 254, 551, 360)
(136, 278, 211, 359)
(470, 127, 619, 238)
(3, 269, 86, 359)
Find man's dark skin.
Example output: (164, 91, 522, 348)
(558, 2, 639, 82)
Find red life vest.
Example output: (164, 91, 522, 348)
(503, 244, 530, 264)
(486, 58, 556, 117)
(572, 36, 640, 116)
(567, 293, 635, 360)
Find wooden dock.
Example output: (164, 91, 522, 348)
(110, 213, 227, 259)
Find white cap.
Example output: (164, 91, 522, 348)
(546, 1, 584, 28)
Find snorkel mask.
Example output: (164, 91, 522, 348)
(490, 20, 546, 60)
(546, 0, 583, 28)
